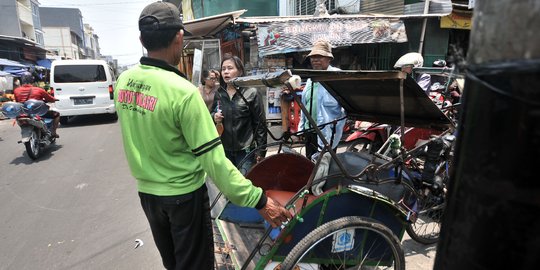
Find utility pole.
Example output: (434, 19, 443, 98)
(417, 0, 430, 54)
(434, 0, 540, 269)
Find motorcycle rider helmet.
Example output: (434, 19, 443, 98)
(22, 99, 49, 116)
(432, 59, 447, 67)
(393, 52, 424, 69)
(1, 101, 23, 119)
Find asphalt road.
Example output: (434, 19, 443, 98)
(0, 115, 162, 270)
(0, 117, 436, 270)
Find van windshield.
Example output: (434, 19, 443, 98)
(54, 65, 107, 83)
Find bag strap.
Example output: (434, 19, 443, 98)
(23, 86, 33, 102)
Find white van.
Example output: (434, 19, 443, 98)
(50, 59, 116, 124)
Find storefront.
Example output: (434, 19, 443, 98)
(238, 15, 410, 122)
(181, 10, 247, 83)
(181, 6, 455, 123)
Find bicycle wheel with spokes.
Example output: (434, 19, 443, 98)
(405, 157, 450, 245)
(406, 189, 445, 245)
(280, 216, 405, 270)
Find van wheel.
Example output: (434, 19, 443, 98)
(60, 116, 69, 125)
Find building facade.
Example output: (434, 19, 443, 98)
(41, 27, 81, 60)
(84, 24, 101, 60)
(178, 0, 468, 70)
(0, 0, 42, 42)
(0, 0, 46, 63)
(39, 7, 85, 60)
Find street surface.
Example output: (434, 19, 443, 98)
(0, 117, 436, 269)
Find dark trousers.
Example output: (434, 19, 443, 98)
(139, 185, 214, 270)
(225, 149, 254, 175)
(305, 132, 337, 160)
(305, 132, 319, 160)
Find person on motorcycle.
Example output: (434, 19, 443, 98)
(14, 75, 60, 138)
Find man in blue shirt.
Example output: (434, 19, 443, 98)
(298, 40, 346, 160)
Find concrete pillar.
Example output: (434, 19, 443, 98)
(434, 1, 540, 269)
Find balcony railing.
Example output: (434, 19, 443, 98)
(17, 2, 33, 26)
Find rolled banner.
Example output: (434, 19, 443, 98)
(229, 70, 293, 88)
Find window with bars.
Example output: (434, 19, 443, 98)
(293, 0, 336, 15)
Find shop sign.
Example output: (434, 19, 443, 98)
(440, 12, 472, 30)
(257, 17, 407, 57)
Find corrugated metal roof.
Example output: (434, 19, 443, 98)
(238, 0, 453, 23)
(361, 0, 403, 15)
(404, 0, 453, 15)
(183, 10, 246, 39)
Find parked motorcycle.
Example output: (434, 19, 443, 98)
(345, 74, 458, 154)
(345, 122, 441, 154)
(1, 100, 57, 160)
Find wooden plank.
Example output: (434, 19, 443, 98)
(207, 181, 268, 270)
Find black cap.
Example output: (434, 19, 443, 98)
(138, 1, 192, 36)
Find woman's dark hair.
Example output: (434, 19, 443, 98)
(200, 70, 210, 85)
(21, 74, 34, 85)
(139, 17, 179, 51)
(200, 69, 221, 86)
(219, 55, 245, 89)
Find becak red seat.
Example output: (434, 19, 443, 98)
(246, 152, 314, 192)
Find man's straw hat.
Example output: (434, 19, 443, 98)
(307, 40, 334, 59)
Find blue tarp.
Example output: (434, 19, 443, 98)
(0, 58, 26, 68)
(2, 66, 27, 76)
(36, 59, 52, 69)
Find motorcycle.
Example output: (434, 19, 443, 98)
(1, 100, 57, 160)
(345, 73, 459, 154)
(345, 122, 441, 153)
(344, 121, 392, 153)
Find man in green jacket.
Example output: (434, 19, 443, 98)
(115, 2, 291, 270)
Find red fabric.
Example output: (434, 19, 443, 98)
(14, 85, 56, 103)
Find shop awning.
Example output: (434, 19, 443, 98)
(0, 35, 47, 53)
(2, 66, 27, 76)
(183, 10, 247, 39)
(0, 58, 26, 68)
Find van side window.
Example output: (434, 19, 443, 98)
(54, 65, 107, 83)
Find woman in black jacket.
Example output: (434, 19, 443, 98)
(211, 55, 267, 175)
